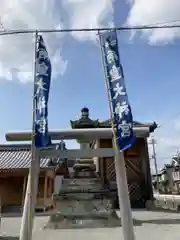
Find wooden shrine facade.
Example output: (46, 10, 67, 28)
(94, 136, 153, 208)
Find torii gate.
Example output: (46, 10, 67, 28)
(6, 126, 150, 240)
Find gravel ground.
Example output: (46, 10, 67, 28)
(1, 210, 180, 240)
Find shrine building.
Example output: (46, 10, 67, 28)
(70, 107, 157, 208)
(0, 107, 157, 211)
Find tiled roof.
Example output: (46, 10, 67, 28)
(99, 119, 158, 132)
(70, 119, 99, 128)
(0, 144, 53, 169)
(99, 119, 145, 127)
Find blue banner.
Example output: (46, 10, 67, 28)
(100, 30, 135, 150)
(34, 35, 52, 148)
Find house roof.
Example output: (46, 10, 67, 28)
(0, 144, 55, 170)
(171, 156, 180, 167)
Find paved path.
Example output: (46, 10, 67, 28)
(1, 210, 180, 239)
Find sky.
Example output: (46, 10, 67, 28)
(0, 0, 180, 172)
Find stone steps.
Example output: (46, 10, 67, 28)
(54, 198, 113, 215)
(49, 211, 118, 220)
(45, 159, 119, 229)
(60, 178, 103, 193)
(55, 190, 116, 200)
(62, 178, 101, 186)
(45, 211, 120, 229)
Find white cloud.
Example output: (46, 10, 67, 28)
(0, 0, 67, 83)
(63, 0, 115, 41)
(0, 0, 115, 82)
(126, 0, 180, 44)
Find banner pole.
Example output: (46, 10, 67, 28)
(19, 30, 39, 240)
(98, 31, 135, 240)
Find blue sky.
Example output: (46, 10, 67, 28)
(0, 0, 180, 170)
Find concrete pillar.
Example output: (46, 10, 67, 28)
(93, 140, 100, 173)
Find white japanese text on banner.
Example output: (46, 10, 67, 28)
(99, 30, 135, 150)
(34, 35, 52, 148)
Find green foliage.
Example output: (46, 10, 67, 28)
(76, 137, 88, 144)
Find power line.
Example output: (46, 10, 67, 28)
(0, 24, 180, 37)
(157, 111, 180, 128)
(145, 19, 180, 27)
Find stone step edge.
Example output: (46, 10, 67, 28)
(54, 196, 115, 201)
(50, 211, 118, 220)
(54, 191, 116, 198)
(56, 188, 116, 195)
(62, 178, 101, 182)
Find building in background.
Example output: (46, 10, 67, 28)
(152, 154, 180, 194)
(0, 144, 69, 212)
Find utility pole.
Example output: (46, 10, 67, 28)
(0, 17, 5, 31)
(150, 137, 159, 192)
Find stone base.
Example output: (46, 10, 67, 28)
(44, 211, 120, 229)
(49, 175, 118, 229)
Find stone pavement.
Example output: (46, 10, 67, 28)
(1, 210, 180, 240)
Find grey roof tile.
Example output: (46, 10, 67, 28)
(0, 144, 51, 169)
